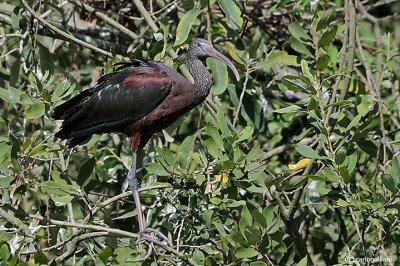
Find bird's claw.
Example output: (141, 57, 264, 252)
(136, 228, 173, 247)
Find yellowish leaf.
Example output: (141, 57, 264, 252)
(215, 173, 229, 183)
(225, 43, 245, 65)
(288, 158, 311, 171)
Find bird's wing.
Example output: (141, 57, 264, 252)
(53, 65, 172, 142)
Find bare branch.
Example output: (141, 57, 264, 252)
(21, 0, 113, 58)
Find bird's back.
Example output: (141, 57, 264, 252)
(52, 60, 174, 147)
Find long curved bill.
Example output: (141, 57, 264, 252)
(204, 46, 240, 81)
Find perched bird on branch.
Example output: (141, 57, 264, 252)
(52, 38, 239, 242)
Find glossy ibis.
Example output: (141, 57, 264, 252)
(52, 38, 239, 241)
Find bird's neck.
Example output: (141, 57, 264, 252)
(185, 56, 212, 98)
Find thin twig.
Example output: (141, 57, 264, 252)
(0, 207, 33, 237)
(21, 0, 112, 58)
(68, 0, 138, 39)
(233, 62, 249, 127)
(355, 2, 387, 169)
(262, 137, 316, 161)
(21, 232, 109, 255)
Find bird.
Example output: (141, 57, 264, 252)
(52, 38, 240, 241)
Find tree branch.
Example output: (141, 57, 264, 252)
(68, 0, 139, 40)
(21, 0, 112, 58)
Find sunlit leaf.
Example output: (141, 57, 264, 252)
(207, 57, 228, 95)
(174, 9, 202, 46)
(215, 173, 229, 183)
(225, 42, 245, 65)
(295, 144, 323, 159)
(24, 102, 45, 119)
(288, 158, 310, 170)
(234, 247, 259, 259)
(274, 105, 301, 114)
(218, 0, 243, 30)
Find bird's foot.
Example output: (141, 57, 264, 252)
(137, 227, 173, 247)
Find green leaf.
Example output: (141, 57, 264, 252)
(297, 256, 308, 266)
(246, 145, 264, 162)
(382, 174, 397, 193)
(249, 29, 263, 58)
(207, 57, 228, 95)
(290, 38, 313, 57)
(38, 42, 54, 75)
(210, 197, 222, 205)
(98, 247, 113, 263)
(202, 138, 224, 159)
(245, 227, 261, 244)
(176, 133, 196, 168)
(236, 125, 254, 143)
(218, 0, 243, 30)
(390, 158, 400, 181)
(316, 8, 336, 31)
(9, 57, 20, 87)
(316, 54, 330, 71)
(335, 146, 347, 165)
(34, 250, 49, 264)
(0, 176, 12, 188)
(308, 96, 319, 111)
(280, 53, 299, 66)
(241, 205, 253, 225)
(174, 10, 202, 46)
(295, 144, 322, 159)
(52, 80, 73, 102)
(206, 126, 225, 151)
(147, 162, 170, 177)
(225, 42, 245, 65)
(336, 198, 349, 207)
(24, 102, 45, 119)
(250, 262, 268, 266)
(346, 153, 357, 173)
(11, 6, 21, 30)
(288, 20, 311, 40)
(192, 250, 205, 264)
(274, 105, 301, 114)
(301, 59, 314, 81)
(306, 175, 326, 182)
(256, 51, 299, 69)
(0, 87, 22, 104)
(234, 247, 260, 259)
(0, 244, 10, 262)
(281, 75, 314, 93)
(115, 247, 135, 263)
(318, 25, 338, 47)
(217, 107, 231, 138)
(346, 114, 362, 131)
(323, 167, 339, 182)
(249, 206, 267, 228)
(77, 158, 96, 186)
(325, 100, 352, 108)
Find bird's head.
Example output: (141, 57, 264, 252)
(188, 38, 240, 81)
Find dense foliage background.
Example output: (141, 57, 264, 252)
(1, 0, 400, 265)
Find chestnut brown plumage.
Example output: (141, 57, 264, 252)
(52, 38, 239, 239)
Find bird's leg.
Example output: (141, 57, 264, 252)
(127, 151, 147, 231)
(127, 150, 172, 247)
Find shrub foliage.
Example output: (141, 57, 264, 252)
(0, 0, 399, 265)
